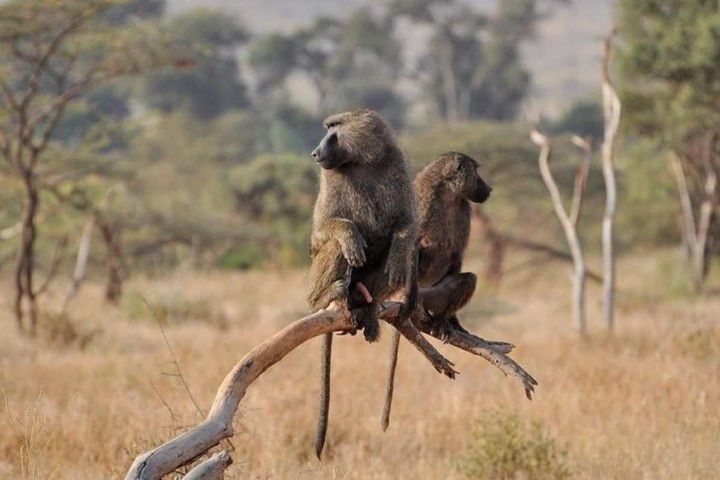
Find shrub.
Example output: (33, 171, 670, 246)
(456, 410, 570, 480)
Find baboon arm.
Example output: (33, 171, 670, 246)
(312, 217, 366, 267)
(386, 219, 417, 288)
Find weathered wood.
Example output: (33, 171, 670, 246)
(600, 32, 621, 331)
(531, 128, 587, 333)
(181, 450, 232, 480)
(125, 296, 535, 479)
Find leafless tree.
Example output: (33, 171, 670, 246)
(600, 32, 621, 330)
(669, 136, 718, 291)
(530, 126, 587, 333)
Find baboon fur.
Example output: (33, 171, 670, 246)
(307, 109, 418, 458)
(381, 151, 492, 430)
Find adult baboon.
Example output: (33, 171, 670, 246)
(307, 109, 418, 458)
(381, 151, 492, 431)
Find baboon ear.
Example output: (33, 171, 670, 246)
(452, 155, 463, 172)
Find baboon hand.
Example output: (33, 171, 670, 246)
(385, 260, 407, 289)
(340, 230, 366, 267)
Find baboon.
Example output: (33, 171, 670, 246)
(381, 151, 492, 431)
(307, 109, 418, 458)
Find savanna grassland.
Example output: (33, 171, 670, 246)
(1, 249, 718, 480)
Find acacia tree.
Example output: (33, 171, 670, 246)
(619, 0, 720, 290)
(391, 0, 564, 122)
(0, 0, 185, 334)
(248, 8, 404, 124)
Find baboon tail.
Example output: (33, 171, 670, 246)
(315, 333, 333, 459)
(381, 329, 402, 431)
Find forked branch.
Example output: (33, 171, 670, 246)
(124, 291, 535, 479)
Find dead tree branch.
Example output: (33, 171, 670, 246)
(181, 451, 232, 480)
(124, 291, 535, 479)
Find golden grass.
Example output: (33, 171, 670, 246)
(0, 254, 718, 479)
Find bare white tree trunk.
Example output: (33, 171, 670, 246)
(124, 295, 536, 479)
(61, 217, 95, 313)
(669, 153, 698, 260)
(668, 140, 718, 290)
(531, 128, 587, 333)
(600, 33, 622, 331)
(570, 135, 593, 228)
(695, 161, 718, 287)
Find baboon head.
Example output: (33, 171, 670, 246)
(442, 151, 492, 203)
(311, 109, 395, 170)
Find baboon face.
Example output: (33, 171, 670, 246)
(443, 152, 492, 203)
(311, 109, 393, 170)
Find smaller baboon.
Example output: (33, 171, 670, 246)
(381, 151, 492, 431)
(306, 109, 418, 458)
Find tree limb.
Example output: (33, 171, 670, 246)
(124, 291, 535, 479)
(181, 451, 232, 480)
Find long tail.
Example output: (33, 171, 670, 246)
(381, 329, 401, 431)
(381, 251, 418, 430)
(314, 332, 333, 459)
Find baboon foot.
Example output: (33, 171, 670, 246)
(354, 306, 380, 342)
(447, 314, 470, 335)
(325, 300, 359, 336)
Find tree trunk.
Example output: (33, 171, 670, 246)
(14, 173, 40, 335)
(694, 162, 718, 290)
(531, 129, 587, 333)
(61, 217, 95, 313)
(669, 153, 698, 261)
(600, 33, 621, 331)
(99, 223, 125, 303)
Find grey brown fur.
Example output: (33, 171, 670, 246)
(307, 109, 418, 458)
(381, 151, 492, 431)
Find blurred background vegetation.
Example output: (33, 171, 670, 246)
(0, 0, 717, 317)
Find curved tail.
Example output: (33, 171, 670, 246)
(381, 329, 401, 431)
(314, 333, 333, 459)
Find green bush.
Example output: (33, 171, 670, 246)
(456, 410, 570, 480)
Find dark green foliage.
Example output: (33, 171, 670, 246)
(142, 9, 250, 119)
(247, 8, 404, 123)
(393, 0, 563, 122)
(618, 0, 720, 144)
(551, 100, 604, 140)
(229, 153, 317, 266)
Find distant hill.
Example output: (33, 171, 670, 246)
(167, 0, 613, 117)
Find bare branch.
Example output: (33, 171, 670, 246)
(181, 451, 232, 480)
(530, 125, 587, 333)
(570, 135, 592, 227)
(124, 292, 535, 479)
(0, 74, 19, 111)
(61, 217, 95, 313)
(18, 11, 91, 110)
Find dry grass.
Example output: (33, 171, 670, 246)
(0, 253, 718, 479)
